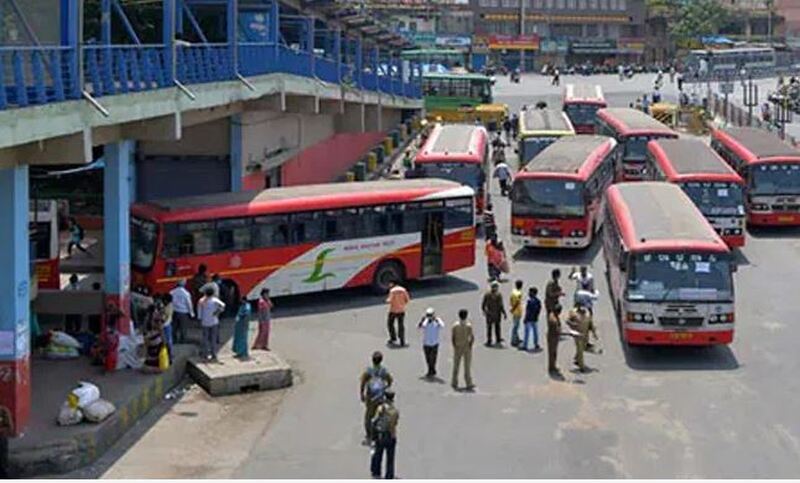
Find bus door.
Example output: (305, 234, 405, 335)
(421, 211, 444, 277)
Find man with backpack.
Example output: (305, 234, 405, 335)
(67, 217, 90, 257)
(370, 389, 399, 479)
(359, 351, 393, 445)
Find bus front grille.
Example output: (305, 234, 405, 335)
(659, 317, 704, 327)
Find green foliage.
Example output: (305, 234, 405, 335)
(668, 0, 730, 42)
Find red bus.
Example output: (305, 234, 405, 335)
(562, 83, 607, 134)
(646, 138, 746, 248)
(510, 135, 616, 249)
(597, 107, 678, 182)
(415, 124, 489, 214)
(603, 182, 735, 346)
(711, 127, 800, 226)
(130, 179, 476, 306)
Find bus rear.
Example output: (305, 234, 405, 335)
(563, 84, 607, 134)
(603, 183, 735, 346)
(416, 124, 489, 214)
(511, 136, 616, 249)
(517, 108, 575, 166)
(647, 139, 746, 248)
(711, 127, 800, 227)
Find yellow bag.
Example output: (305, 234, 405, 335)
(158, 345, 170, 371)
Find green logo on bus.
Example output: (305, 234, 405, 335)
(303, 248, 336, 283)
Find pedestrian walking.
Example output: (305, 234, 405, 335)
(418, 307, 444, 378)
(360, 351, 393, 445)
(509, 280, 524, 347)
(510, 113, 520, 139)
(677, 72, 684, 92)
(481, 281, 507, 347)
(386, 282, 410, 347)
(64, 274, 82, 334)
(641, 95, 650, 113)
(370, 389, 399, 479)
(521, 287, 542, 352)
(232, 296, 251, 359)
(669, 66, 676, 84)
(493, 160, 512, 197)
(566, 300, 597, 373)
(485, 238, 506, 283)
(197, 286, 225, 362)
(169, 279, 194, 344)
(252, 288, 273, 350)
(568, 265, 595, 305)
(502, 116, 512, 142)
(451, 309, 475, 390)
(618, 64, 625, 82)
(552, 68, 560, 86)
(483, 203, 497, 241)
(762, 101, 772, 123)
(544, 268, 565, 317)
(652, 88, 662, 104)
(66, 217, 90, 257)
(547, 303, 563, 375)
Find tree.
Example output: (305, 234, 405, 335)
(669, 0, 730, 46)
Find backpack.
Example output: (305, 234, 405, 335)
(371, 403, 396, 441)
(365, 366, 388, 402)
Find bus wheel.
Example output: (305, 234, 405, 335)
(372, 261, 404, 294)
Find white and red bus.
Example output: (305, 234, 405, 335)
(646, 138, 746, 248)
(130, 179, 476, 305)
(415, 123, 489, 214)
(510, 135, 616, 249)
(597, 107, 678, 182)
(562, 83, 607, 134)
(710, 127, 800, 226)
(603, 182, 736, 346)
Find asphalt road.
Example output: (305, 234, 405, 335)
(103, 73, 800, 479)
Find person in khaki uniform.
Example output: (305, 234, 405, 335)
(451, 309, 475, 390)
(547, 304, 563, 375)
(566, 300, 596, 373)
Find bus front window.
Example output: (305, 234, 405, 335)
(681, 182, 745, 216)
(623, 136, 649, 161)
(564, 104, 599, 126)
(511, 179, 585, 218)
(420, 163, 484, 191)
(627, 253, 734, 302)
(749, 163, 800, 196)
(131, 216, 158, 271)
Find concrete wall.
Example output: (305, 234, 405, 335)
(140, 119, 230, 157)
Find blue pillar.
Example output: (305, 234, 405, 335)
(176, 0, 184, 35)
(163, 0, 176, 83)
(227, 0, 238, 75)
(60, 0, 81, 98)
(269, 0, 279, 63)
(104, 141, 134, 334)
(307, 17, 315, 77)
(230, 114, 243, 192)
(0, 164, 31, 437)
(355, 36, 363, 88)
(334, 28, 342, 83)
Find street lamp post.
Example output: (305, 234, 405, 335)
(743, 76, 759, 126)
(774, 95, 793, 140)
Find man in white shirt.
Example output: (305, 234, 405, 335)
(569, 266, 598, 313)
(169, 279, 194, 344)
(197, 287, 226, 362)
(493, 160, 512, 197)
(418, 307, 445, 378)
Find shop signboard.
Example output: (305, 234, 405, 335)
(569, 39, 617, 54)
(618, 37, 646, 54)
(540, 38, 570, 53)
(485, 34, 540, 51)
(435, 35, 472, 47)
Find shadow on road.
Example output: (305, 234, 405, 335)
(747, 226, 800, 240)
(732, 248, 751, 267)
(511, 235, 603, 266)
(622, 343, 739, 371)
(274, 276, 480, 318)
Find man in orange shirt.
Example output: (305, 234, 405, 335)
(386, 281, 411, 347)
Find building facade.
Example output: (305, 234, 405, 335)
(470, 0, 646, 69)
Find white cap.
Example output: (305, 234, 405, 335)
(426, 307, 435, 316)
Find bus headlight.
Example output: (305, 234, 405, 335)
(750, 203, 769, 211)
(569, 230, 586, 238)
(626, 312, 655, 324)
(710, 313, 735, 324)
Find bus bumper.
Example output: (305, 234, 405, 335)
(512, 234, 591, 249)
(747, 212, 800, 226)
(722, 233, 746, 248)
(625, 328, 734, 346)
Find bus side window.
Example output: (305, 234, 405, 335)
(291, 211, 323, 244)
(216, 217, 252, 252)
(445, 198, 473, 228)
(162, 223, 180, 258)
(177, 221, 214, 256)
(253, 215, 289, 248)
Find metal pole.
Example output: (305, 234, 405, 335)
(519, 0, 526, 72)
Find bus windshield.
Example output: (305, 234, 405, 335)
(131, 216, 159, 271)
(520, 137, 558, 163)
(749, 163, 800, 195)
(624, 136, 650, 161)
(511, 179, 585, 218)
(564, 104, 599, 126)
(627, 253, 734, 302)
(420, 163, 485, 190)
(680, 182, 745, 216)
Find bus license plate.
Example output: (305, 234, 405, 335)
(778, 215, 795, 223)
(670, 333, 693, 341)
(537, 239, 558, 247)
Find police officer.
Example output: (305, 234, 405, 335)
(547, 303, 563, 375)
(451, 309, 476, 390)
(566, 300, 597, 373)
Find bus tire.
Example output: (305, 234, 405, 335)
(372, 260, 405, 294)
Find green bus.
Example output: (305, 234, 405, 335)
(422, 72, 495, 122)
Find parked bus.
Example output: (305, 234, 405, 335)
(711, 127, 800, 226)
(130, 179, 476, 305)
(30, 200, 61, 289)
(646, 138, 746, 248)
(597, 107, 678, 182)
(517, 108, 575, 166)
(684, 47, 776, 77)
(415, 123, 489, 214)
(421, 72, 495, 123)
(511, 135, 616, 249)
(562, 83, 607, 134)
(603, 182, 735, 346)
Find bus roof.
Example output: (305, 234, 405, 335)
(711, 127, 800, 165)
(597, 108, 677, 138)
(607, 182, 729, 254)
(647, 138, 744, 185)
(132, 179, 472, 224)
(517, 135, 617, 181)
(416, 124, 488, 164)
(519, 109, 575, 137)
(422, 72, 492, 81)
(564, 83, 607, 106)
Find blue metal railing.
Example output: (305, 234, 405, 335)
(0, 46, 79, 109)
(0, 40, 421, 111)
